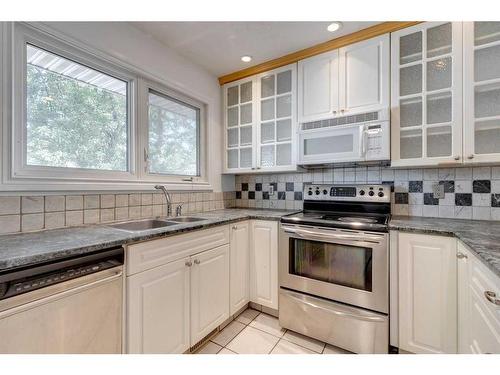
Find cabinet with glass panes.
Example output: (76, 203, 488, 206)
(223, 63, 297, 173)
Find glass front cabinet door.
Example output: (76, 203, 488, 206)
(390, 22, 463, 167)
(463, 22, 500, 163)
(224, 77, 256, 172)
(223, 63, 297, 173)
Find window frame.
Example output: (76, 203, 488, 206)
(138, 78, 207, 185)
(1, 22, 211, 191)
(11, 22, 137, 182)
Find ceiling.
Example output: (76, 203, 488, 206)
(130, 22, 380, 77)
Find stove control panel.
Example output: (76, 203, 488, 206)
(304, 184, 391, 203)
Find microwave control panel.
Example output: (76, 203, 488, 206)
(364, 122, 390, 160)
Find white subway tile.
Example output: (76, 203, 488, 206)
(0, 215, 21, 234)
(0, 197, 20, 215)
(22, 213, 44, 231)
(22, 196, 44, 214)
(84, 195, 99, 209)
(66, 211, 83, 226)
(45, 196, 65, 212)
(66, 196, 83, 210)
(45, 212, 65, 229)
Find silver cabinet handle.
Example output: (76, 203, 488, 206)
(454, 156, 460, 161)
(457, 252, 468, 259)
(194, 259, 201, 265)
(484, 291, 500, 305)
(185, 260, 192, 267)
(340, 109, 345, 114)
(332, 110, 337, 115)
(467, 154, 474, 159)
(232, 225, 237, 230)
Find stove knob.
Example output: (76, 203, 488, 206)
(308, 190, 313, 196)
(368, 191, 375, 197)
(378, 191, 385, 198)
(322, 189, 328, 195)
(359, 190, 365, 196)
(315, 190, 320, 195)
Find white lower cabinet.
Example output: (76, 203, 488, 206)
(190, 244, 230, 344)
(398, 232, 458, 354)
(250, 220, 278, 310)
(458, 242, 500, 353)
(230, 221, 250, 315)
(127, 257, 190, 354)
(126, 221, 279, 353)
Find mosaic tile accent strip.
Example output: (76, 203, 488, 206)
(234, 166, 500, 221)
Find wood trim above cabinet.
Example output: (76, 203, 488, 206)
(218, 21, 421, 85)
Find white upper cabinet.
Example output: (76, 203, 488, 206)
(339, 34, 389, 115)
(256, 64, 297, 171)
(223, 64, 297, 173)
(298, 50, 339, 122)
(224, 77, 256, 172)
(463, 22, 500, 163)
(391, 22, 463, 167)
(298, 34, 389, 123)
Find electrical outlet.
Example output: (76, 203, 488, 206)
(432, 183, 445, 199)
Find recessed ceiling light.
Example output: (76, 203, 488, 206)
(327, 22, 342, 33)
(241, 55, 252, 63)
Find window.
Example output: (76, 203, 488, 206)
(6, 23, 209, 190)
(147, 90, 200, 176)
(25, 44, 129, 171)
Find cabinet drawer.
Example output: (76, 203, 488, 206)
(126, 226, 230, 275)
(469, 256, 500, 327)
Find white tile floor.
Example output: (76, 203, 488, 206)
(194, 308, 353, 354)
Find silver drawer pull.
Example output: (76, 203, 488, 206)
(457, 252, 468, 259)
(185, 260, 192, 267)
(194, 259, 201, 265)
(484, 291, 500, 305)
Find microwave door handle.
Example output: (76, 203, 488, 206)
(283, 227, 382, 243)
(360, 125, 367, 157)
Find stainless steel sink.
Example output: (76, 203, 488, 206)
(108, 219, 178, 232)
(167, 217, 206, 223)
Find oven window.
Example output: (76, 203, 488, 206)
(289, 238, 373, 292)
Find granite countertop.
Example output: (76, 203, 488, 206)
(0, 208, 295, 273)
(390, 216, 500, 278)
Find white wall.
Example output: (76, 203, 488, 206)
(3, 21, 235, 192)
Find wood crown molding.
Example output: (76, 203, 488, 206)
(218, 21, 421, 85)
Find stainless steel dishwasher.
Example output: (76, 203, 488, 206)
(0, 247, 124, 354)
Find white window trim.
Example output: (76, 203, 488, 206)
(0, 22, 213, 192)
(137, 78, 207, 185)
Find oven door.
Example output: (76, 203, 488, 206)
(279, 223, 388, 313)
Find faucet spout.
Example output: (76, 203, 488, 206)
(154, 185, 172, 216)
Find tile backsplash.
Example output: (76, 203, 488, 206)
(234, 165, 500, 221)
(0, 191, 236, 235)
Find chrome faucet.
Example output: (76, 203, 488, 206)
(154, 185, 172, 216)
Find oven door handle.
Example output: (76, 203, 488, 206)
(285, 290, 387, 323)
(283, 227, 383, 243)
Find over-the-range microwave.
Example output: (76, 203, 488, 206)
(298, 110, 390, 167)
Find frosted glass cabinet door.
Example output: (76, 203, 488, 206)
(224, 78, 256, 171)
(256, 63, 297, 171)
(464, 22, 500, 163)
(391, 22, 463, 167)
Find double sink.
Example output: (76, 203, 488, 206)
(108, 217, 206, 232)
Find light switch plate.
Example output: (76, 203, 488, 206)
(432, 183, 445, 199)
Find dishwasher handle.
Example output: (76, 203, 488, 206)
(0, 267, 123, 315)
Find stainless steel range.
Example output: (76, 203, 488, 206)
(278, 183, 391, 354)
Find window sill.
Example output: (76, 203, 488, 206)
(0, 180, 214, 193)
